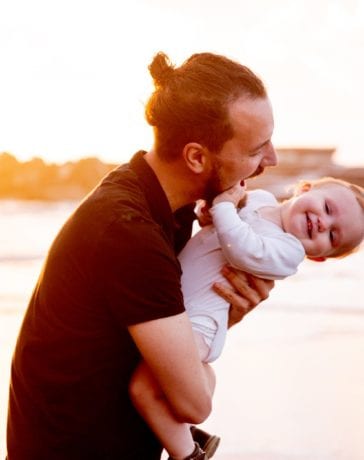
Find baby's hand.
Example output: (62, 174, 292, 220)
(195, 200, 212, 227)
(212, 181, 246, 207)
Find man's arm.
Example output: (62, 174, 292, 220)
(128, 311, 215, 424)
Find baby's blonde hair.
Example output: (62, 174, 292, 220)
(293, 177, 364, 258)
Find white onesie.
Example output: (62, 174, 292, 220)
(178, 189, 305, 362)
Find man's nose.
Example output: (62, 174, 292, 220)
(261, 142, 278, 167)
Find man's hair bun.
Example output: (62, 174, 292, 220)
(148, 52, 175, 87)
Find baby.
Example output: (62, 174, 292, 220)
(130, 176, 364, 460)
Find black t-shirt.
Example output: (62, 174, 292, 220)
(7, 151, 195, 460)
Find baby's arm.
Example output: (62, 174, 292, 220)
(195, 183, 245, 228)
(210, 192, 305, 280)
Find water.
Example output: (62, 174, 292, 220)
(1, 199, 363, 316)
(0, 199, 79, 313)
(1, 200, 364, 460)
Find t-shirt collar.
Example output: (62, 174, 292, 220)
(129, 151, 176, 245)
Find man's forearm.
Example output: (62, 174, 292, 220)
(128, 312, 214, 423)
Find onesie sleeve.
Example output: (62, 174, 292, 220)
(210, 201, 305, 280)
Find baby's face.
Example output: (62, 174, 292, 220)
(280, 184, 364, 258)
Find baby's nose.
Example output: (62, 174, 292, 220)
(317, 217, 327, 232)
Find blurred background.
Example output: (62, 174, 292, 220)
(1, 1, 364, 459)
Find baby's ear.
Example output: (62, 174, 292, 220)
(307, 256, 327, 262)
(297, 181, 312, 193)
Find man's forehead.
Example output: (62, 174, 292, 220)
(228, 96, 274, 143)
(228, 96, 273, 131)
(229, 95, 272, 115)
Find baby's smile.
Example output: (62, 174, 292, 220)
(306, 213, 313, 238)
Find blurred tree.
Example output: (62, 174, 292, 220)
(0, 152, 116, 200)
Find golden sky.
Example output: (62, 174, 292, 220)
(1, 0, 364, 166)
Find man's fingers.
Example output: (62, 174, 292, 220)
(246, 273, 275, 302)
(219, 266, 261, 306)
(213, 281, 251, 328)
(212, 281, 250, 313)
(213, 266, 275, 328)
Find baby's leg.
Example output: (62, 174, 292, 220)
(129, 360, 196, 459)
(192, 331, 211, 362)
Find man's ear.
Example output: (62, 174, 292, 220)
(307, 256, 327, 262)
(182, 143, 209, 174)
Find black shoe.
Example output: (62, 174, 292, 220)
(190, 426, 220, 458)
(168, 442, 208, 459)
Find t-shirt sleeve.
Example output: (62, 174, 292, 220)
(97, 217, 185, 326)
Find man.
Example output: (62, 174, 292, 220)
(7, 51, 277, 459)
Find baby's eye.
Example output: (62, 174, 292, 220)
(329, 230, 339, 248)
(325, 202, 331, 214)
(329, 230, 334, 243)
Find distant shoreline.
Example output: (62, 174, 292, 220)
(0, 152, 117, 201)
(1, 148, 364, 201)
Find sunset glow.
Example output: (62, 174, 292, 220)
(1, 0, 364, 166)
(2, 3, 364, 458)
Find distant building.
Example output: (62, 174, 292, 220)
(275, 147, 336, 170)
(247, 147, 364, 200)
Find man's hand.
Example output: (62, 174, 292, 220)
(213, 265, 274, 328)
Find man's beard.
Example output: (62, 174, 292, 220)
(203, 164, 224, 206)
(203, 162, 265, 205)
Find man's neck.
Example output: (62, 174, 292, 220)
(144, 150, 199, 212)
